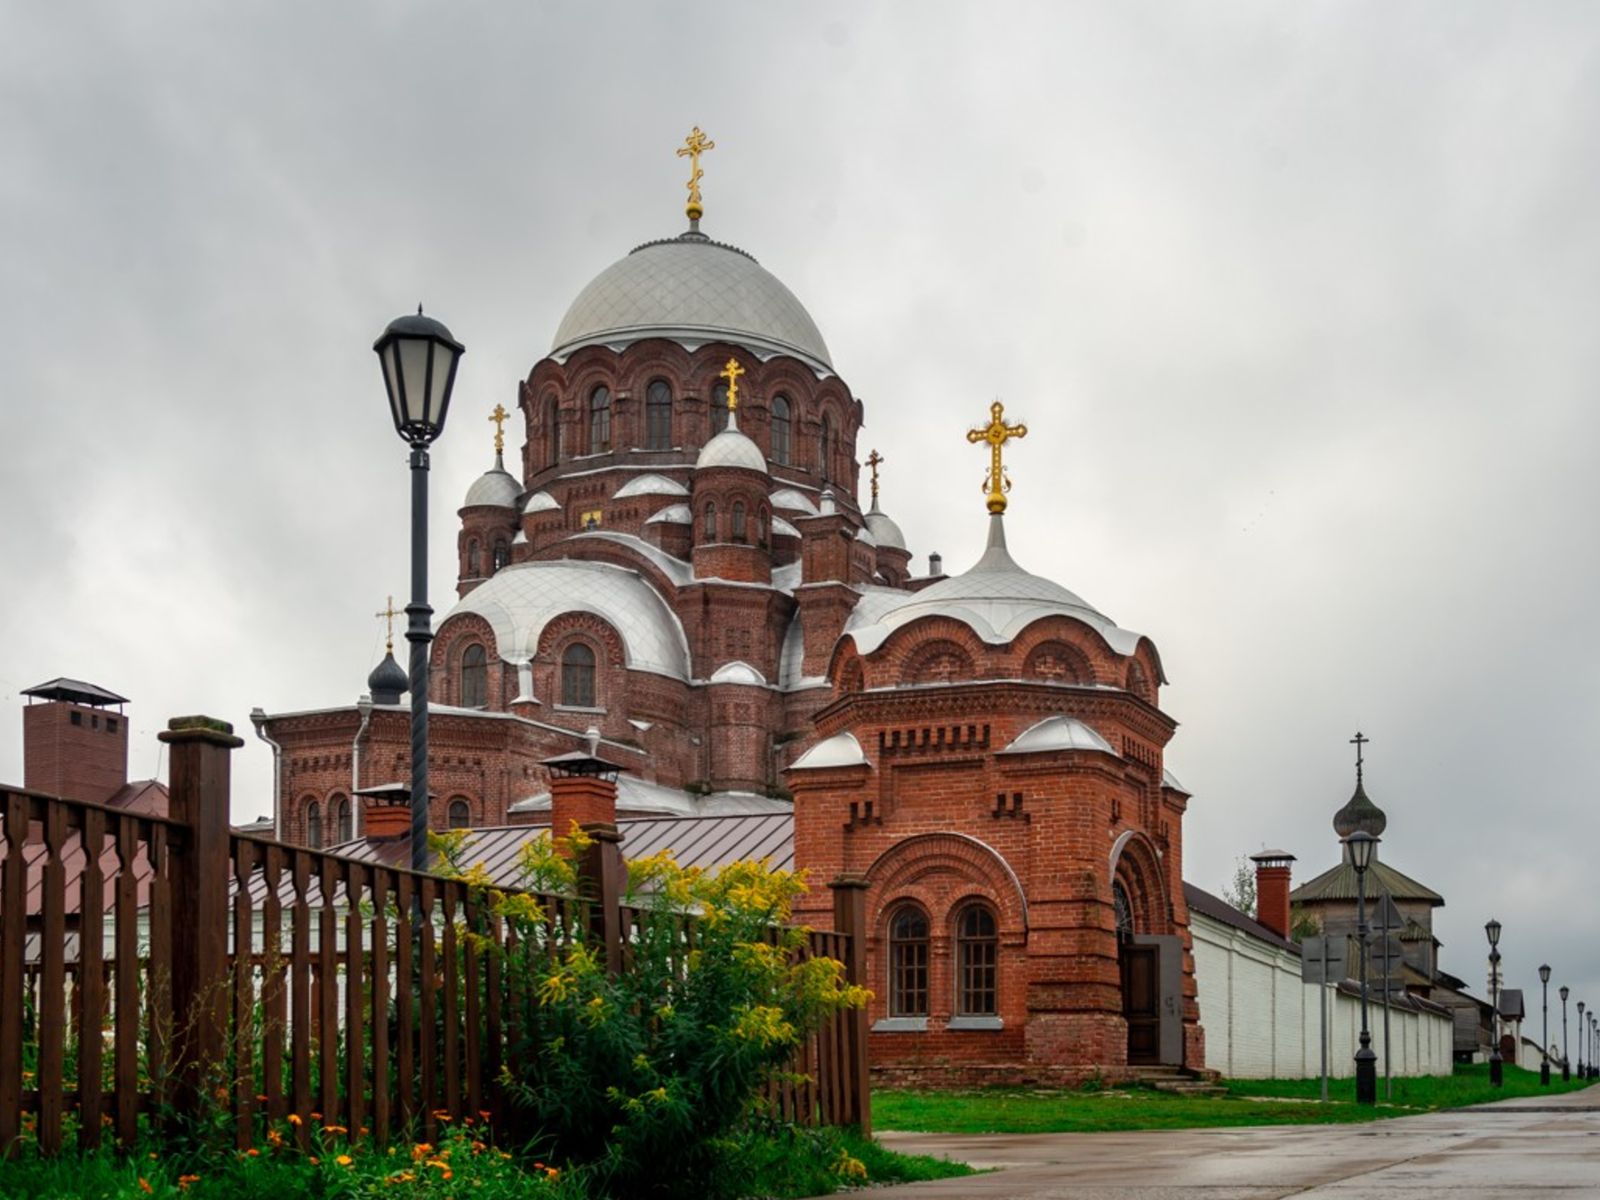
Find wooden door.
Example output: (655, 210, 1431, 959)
(1122, 944, 1160, 1065)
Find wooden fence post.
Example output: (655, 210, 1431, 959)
(577, 823, 625, 975)
(160, 715, 244, 1122)
(829, 873, 871, 1133)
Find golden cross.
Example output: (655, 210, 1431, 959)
(966, 400, 1028, 514)
(375, 595, 401, 653)
(719, 357, 745, 412)
(676, 126, 716, 220)
(866, 449, 884, 505)
(488, 403, 509, 454)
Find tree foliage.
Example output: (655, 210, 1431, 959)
(1221, 855, 1257, 919)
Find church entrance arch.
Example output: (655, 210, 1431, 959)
(1111, 832, 1182, 1067)
(1115, 881, 1161, 1065)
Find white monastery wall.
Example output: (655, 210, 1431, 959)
(1192, 909, 1453, 1079)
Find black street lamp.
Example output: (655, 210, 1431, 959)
(1577, 1001, 1585, 1079)
(1561, 986, 1570, 1081)
(1590, 1013, 1597, 1080)
(1346, 830, 1379, 1105)
(1486, 919, 1503, 1088)
(374, 307, 464, 874)
(1539, 964, 1552, 1086)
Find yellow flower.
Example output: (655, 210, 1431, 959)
(323, 1123, 348, 1135)
(287, 1113, 303, 1127)
(336, 1154, 353, 1167)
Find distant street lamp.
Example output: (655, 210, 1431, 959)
(1591, 1013, 1597, 1080)
(1486, 919, 1503, 1088)
(1539, 964, 1552, 1086)
(1561, 986, 1570, 1081)
(1346, 830, 1379, 1105)
(1577, 1001, 1585, 1079)
(374, 307, 464, 873)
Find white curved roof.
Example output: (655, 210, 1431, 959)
(614, 473, 688, 499)
(771, 515, 801, 539)
(695, 411, 767, 473)
(865, 506, 907, 551)
(1000, 716, 1118, 756)
(463, 455, 520, 509)
(441, 560, 691, 681)
(770, 487, 818, 515)
(645, 503, 693, 525)
(790, 731, 868, 770)
(523, 490, 560, 514)
(842, 514, 1149, 661)
(550, 233, 833, 373)
(709, 660, 767, 686)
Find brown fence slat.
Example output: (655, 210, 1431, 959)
(261, 844, 286, 1125)
(232, 839, 257, 1150)
(395, 872, 415, 1129)
(0, 794, 26, 1156)
(419, 875, 438, 1136)
(77, 805, 107, 1151)
(463, 887, 483, 1117)
(37, 801, 67, 1153)
(317, 856, 339, 1125)
(441, 883, 461, 1118)
(343, 858, 366, 1139)
(112, 815, 140, 1147)
(370, 868, 391, 1144)
(289, 851, 311, 1146)
(145, 822, 172, 1116)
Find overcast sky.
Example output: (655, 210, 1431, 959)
(3, 2, 1597, 1017)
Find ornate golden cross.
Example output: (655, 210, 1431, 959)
(375, 595, 401, 653)
(488, 403, 509, 454)
(866, 449, 884, 505)
(677, 126, 716, 220)
(719, 357, 745, 412)
(966, 400, 1028, 514)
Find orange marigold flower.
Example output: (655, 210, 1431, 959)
(471, 1140, 486, 1153)
(310, 1112, 322, 1121)
(179, 1175, 200, 1191)
(336, 1154, 353, 1167)
(308, 1156, 319, 1166)
(138, 1181, 153, 1195)
(267, 1129, 285, 1148)
(287, 1114, 303, 1126)
(478, 1110, 492, 1123)
(359, 1126, 370, 1135)
(323, 1124, 348, 1135)
(246, 1148, 260, 1157)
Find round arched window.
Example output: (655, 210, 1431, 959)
(304, 799, 322, 849)
(888, 906, 929, 1017)
(448, 798, 471, 829)
(562, 642, 597, 708)
(646, 380, 673, 450)
(461, 644, 488, 708)
(589, 386, 612, 453)
(955, 904, 998, 1016)
(771, 395, 792, 464)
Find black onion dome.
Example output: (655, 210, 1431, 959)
(1332, 779, 1387, 839)
(367, 651, 409, 703)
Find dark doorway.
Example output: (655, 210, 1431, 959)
(1121, 944, 1161, 1064)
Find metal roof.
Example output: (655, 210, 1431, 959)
(550, 233, 833, 372)
(23, 678, 130, 706)
(462, 453, 521, 509)
(1288, 858, 1445, 906)
(1183, 882, 1300, 953)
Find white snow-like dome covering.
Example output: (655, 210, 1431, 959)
(789, 731, 868, 770)
(709, 660, 767, 686)
(645, 503, 692, 525)
(523, 490, 560, 514)
(614, 473, 689, 499)
(865, 505, 907, 551)
(1000, 716, 1118, 756)
(463, 453, 520, 509)
(695, 410, 767, 473)
(842, 514, 1154, 667)
(771, 515, 801, 539)
(550, 232, 833, 373)
(770, 487, 818, 515)
(441, 560, 691, 681)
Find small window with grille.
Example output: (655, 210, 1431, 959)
(888, 905, 930, 1017)
(955, 904, 999, 1016)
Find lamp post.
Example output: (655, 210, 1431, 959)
(1591, 1013, 1597, 1079)
(1579, 1001, 1586, 1079)
(374, 308, 464, 874)
(1539, 964, 1552, 1086)
(1561, 986, 1570, 1081)
(1486, 919, 1502, 1087)
(1345, 830, 1379, 1105)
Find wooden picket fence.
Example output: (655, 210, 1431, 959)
(0, 717, 869, 1157)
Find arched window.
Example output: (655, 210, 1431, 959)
(703, 502, 717, 541)
(888, 905, 929, 1017)
(305, 800, 322, 849)
(448, 798, 471, 829)
(1113, 881, 1135, 942)
(819, 414, 833, 482)
(331, 794, 351, 845)
(646, 379, 673, 450)
(461, 644, 487, 708)
(545, 395, 561, 466)
(955, 904, 998, 1015)
(492, 540, 508, 571)
(588, 385, 612, 453)
(770, 395, 791, 465)
(467, 540, 481, 577)
(562, 642, 596, 708)
(731, 500, 747, 543)
(757, 504, 770, 549)
(710, 381, 730, 435)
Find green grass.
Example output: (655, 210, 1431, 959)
(732, 1125, 976, 1196)
(874, 1063, 1593, 1135)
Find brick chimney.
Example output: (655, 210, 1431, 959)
(545, 728, 623, 838)
(1250, 850, 1297, 939)
(22, 678, 130, 803)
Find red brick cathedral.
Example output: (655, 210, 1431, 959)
(260, 142, 1203, 1081)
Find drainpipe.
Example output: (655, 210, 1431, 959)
(352, 694, 374, 840)
(249, 707, 282, 841)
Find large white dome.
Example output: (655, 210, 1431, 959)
(550, 232, 832, 372)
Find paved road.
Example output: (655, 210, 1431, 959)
(875, 1086, 1600, 1198)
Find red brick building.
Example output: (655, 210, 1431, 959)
(258, 170, 1203, 1081)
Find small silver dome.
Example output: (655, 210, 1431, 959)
(865, 506, 908, 552)
(463, 452, 520, 509)
(695, 409, 767, 474)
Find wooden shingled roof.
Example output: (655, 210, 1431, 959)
(1287, 858, 1444, 907)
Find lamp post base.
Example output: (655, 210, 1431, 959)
(1562, 1064, 1570, 1081)
(1490, 1053, 1503, 1087)
(1355, 1047, 1378, 1106)
(1541, 1061, 1551, 1086)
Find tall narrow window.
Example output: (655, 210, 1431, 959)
(448, 798, 471, 829)
(589, 385, 612, 452)
(562, 643, 597, 707)
(771, 395, 791, 464)
(1113, 881, 1135, 941)
(492, 540, 508, 571)
(819, 414, 833, 482)
(731, 501, 747, 543)
(710, 381, 730, 435)
(467, 540, 481, 576)
(332, 794, 351, 845)
(758, 504, 770, 548)
(889, 906, 929, 1017)
(545, 395, 561, 466)
(956, 905, 999, 1016)
(646, 380, 673, 450)
(305, 800, 322, 849)
(703, 502, 717, 541)
(461, 644, 487, 708)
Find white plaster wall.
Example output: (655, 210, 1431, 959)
(1192, 910, 1454, 1079)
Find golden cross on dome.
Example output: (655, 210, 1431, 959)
(677, 126, 716, 221)
(966, 400, 1028, 514)
(719, 357, 745, 412)
(488, 403, 510, 454)
(375, 595, 401, 653)
(866, 449, 884, 505)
